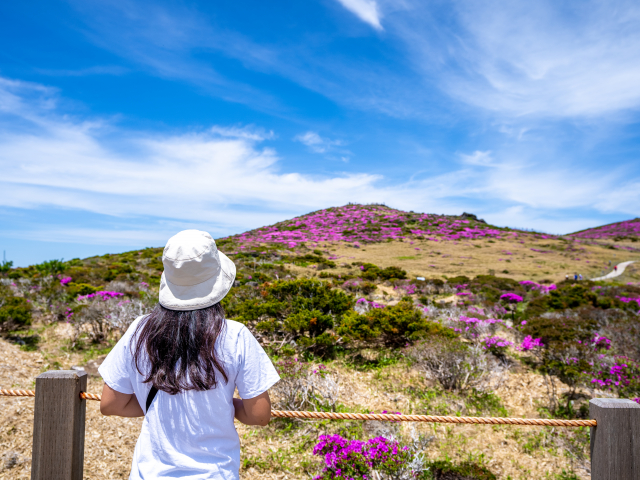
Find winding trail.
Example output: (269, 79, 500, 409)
(591, 260, 636, 281)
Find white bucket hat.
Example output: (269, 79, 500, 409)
(158, 230, 236, 311)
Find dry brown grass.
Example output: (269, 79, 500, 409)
(316, 236, 640, 283)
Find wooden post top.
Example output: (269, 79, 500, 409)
(591, 398, 640, 409)
(36, 370, 88, 379)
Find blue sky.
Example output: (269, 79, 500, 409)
(1, 0, 640, 266)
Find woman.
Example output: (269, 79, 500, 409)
(99, 230, 280, 479)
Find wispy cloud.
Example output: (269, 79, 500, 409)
(293, 131, 344, 154)
(392, 0, 640, 118)
(210, 125, 275, 142)
(334, 0, 383, 30)
(0, 77, 382, 238)
(34, 65, 129, 77)
(66, 0, 421, 119)
(68, 0, 283, 113)
(65, 0, 640, 122)
(459, 151, 496, 167)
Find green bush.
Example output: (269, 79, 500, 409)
(337, 299, 454, 347)
(104, 262, 134, 281)
(0, 259, 13, 274)
(446, 275, 470, 285)
(524, 282, 626, 317)
(521, 315, 597, 347)
(356, 263, 406, 281)
(425, 459, 496, 480)
(360, 263, 381, 280)
(147, 256, 164, 271)
(379, 266, 406, 280)
(0, 296, 32, 328)
(63, 267, 96, 285)
(67, 283, 100, 298)
(228, 278, 353, 356)
(283, 253, 329, 267)
(469, 275, 523, 303)
(34, 259, 67, 276)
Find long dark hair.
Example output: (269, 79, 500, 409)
(132, 303, 229, 395)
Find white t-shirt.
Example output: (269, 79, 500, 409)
(99, 316, 280, 480)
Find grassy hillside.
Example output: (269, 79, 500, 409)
(1, 204, 640, 479)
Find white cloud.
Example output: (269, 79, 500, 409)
(0, 78, 384, 240)
(334, 0, 383, 30)
(1, 76, 638, 245)
(459, 150, 496, 167)
(293, 131, 344, 154)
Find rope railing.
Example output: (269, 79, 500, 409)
(0, 388, 596, 427)
(0, 388, 35, 398)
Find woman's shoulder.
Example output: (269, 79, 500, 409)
(224, 318, 247, 336)
(120, 314, 151, 342)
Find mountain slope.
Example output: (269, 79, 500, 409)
(570, 218, 640, 241)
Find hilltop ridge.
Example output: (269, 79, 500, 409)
(222, 204, 553, 251)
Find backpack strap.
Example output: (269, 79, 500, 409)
(146, 386, 159, 413)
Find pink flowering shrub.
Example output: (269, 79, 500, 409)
(617, 296, 640, 308)
(585, 355, 640, 398)
(355, 298, 386, 311)
(592, 334, 612, 351)
(519, 335, 544, 351)
(448, 315, 504, 341)
(312, 434, 426, 480)
(483, 336, 513, 355)
(500, 293, 523, 303)
(519, 280, 556, 294)
(77, 290, 124, 301)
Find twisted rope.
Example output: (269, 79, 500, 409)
(270, 410, 596, 427)
(80, 392, 102, 401)
(0, 388, 35, 397)
(0, 389, 595, 427)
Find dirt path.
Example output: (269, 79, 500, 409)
(591, 260, 636, 281)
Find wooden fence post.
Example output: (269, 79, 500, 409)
(31, 370, 87, 480)
(590, 398, 640, 480)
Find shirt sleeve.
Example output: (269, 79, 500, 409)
(235, 327, 280, 399)
(98, 318, 141, 395)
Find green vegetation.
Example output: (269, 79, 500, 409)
(0, 294, 32, 328)
(356, 262, 407, 281)
(338, 298, 454, 347)
(226, 278, 353, 356)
